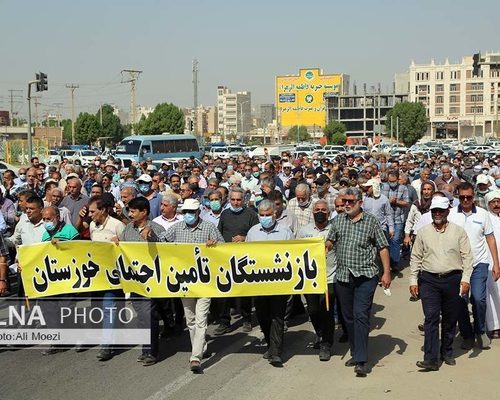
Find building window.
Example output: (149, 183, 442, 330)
(435, 107, 444, 115)
(435, 84, 444, 92)
(436, 96, 444, 104)
(450, 95, 458, 103)
(436, 71, 444, 80)
(471, 82, 483, 91)
(450, 70, 460, 80)
(470, 94, 483, 102)
(450, 84, 459, 92)
(449, 107, 458, 114)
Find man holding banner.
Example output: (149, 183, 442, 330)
(118, 197, 166, 366)
(246, 199, 294, 367)
(162, 198, 224, 373)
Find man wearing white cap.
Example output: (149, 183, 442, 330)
(475, 174, 492, 210)
(449, 182, 500, 351)
(360, 178, 394, 239)
(410, 196, 473, 371)
(162, 198, 224, 373)
(136, 174, 161, 219)
(485, 190, 500, 337)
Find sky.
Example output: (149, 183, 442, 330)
(1, 0, 500, 121)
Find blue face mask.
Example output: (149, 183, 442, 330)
(389, 182, 398, 189)
(210, 200, 221, 212)
(202, 198, 210, 207)
(230, 205, 243, 213)
(259, 215, 274, 229)
(183, 212, 197, 225)
(496, 179, 500, 187)
(138, 184, 150, 194)
(44, 221, 56, 231)
(252, 172, 260, 179)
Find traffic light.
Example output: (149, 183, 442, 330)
(36, 72, 48, 92)
(190, 120, 194, 131)
(472, 53, 480, 77)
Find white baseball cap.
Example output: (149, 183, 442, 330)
(430, 196, 450, 210)
(136, 174, 152, 183)
(181, 198, 200, 211)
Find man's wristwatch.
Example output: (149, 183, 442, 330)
(0, 279, 7, 282)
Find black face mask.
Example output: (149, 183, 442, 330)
(313, 212, 328, 224)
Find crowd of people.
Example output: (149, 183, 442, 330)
(0, 147, 499, 376)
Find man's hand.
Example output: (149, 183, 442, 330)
(325, 240, 333, 252)
(390, 197, 397, 205)
(403, 234, 412, 247)
(381, 271, 392, 289)
(0, 281, 7, 295)
(409, 285, 419, 298)
(79, 206, 88, 218)
(115, 203, 123, 216)
(492, 264, 500, 281)
(111, 236, 120, 245)
(460, 281, 470, 296)
(51, 238, 60, 245)
(389, 229, 395, 239)
(206, 239, 217, 247)
(140, 227, 152, 241)
(232, 235, 246, 243)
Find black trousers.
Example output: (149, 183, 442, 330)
(254, 295, 287, 357)
(419, 271, 462, 362)
(304, 283, 335, 346)
(216, 297, 252, 325)
(131, 294, 160, 357)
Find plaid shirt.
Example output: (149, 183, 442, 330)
(312, 192, 336, 213)
(380, 183, 409, 224)
(287, 197, 317, 233)
(162, 219, 225, 244)
(326, 211, 389, 283)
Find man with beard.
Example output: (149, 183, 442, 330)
(326, 187, 391, 377)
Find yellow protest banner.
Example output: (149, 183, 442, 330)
(19, 239, 326, 299)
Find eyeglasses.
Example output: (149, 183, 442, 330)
(459, 195, 473, 201)
(342, 199, 358, 205)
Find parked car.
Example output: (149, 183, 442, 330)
(0, 161, 19, 176)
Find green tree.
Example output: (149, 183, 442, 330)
(323, 121, 346, 144)
(98, 104, 125, 142)
(74, 112, 100, 144)
(287, 125, 310, 142)
(385, 102, 428, 146)
(136, 103, 185, 135)
(61, 119, 73, 143)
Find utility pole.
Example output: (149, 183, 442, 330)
(192, 59, 199, 138)
(66, 84, 79, 145)
(121, 69, 142, 134)
(32, 96, 41, 127)
(396, 116, 400, 143)
(8, 89, 22, 126)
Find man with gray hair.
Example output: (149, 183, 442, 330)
(214, 186, 259, 335)
(60, 177, 89, 226)
(287, 183, 316, 233)
(48, 187, 72, 225)
(153, 193, 182, 230)
(434, 164, 461, 192)
(247, 199, 294, 367)
(326, 187, 391, 377)
(115, 185, 137, 224)
(296, 199, 337, 361)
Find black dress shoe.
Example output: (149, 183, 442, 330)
(416, 360, 439, 371)
(354, 362, 368, 377)
(269, 355, 283, 367)
(344, 358, 356, 367)
(441, 356, 456, 366)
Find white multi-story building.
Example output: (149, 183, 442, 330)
(216, 86, 252, 141)
(408, 52, 500, 139)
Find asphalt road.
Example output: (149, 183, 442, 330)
(1, 267, 498, 400)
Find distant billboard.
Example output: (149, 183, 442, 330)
(276, 68, 343, 128)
